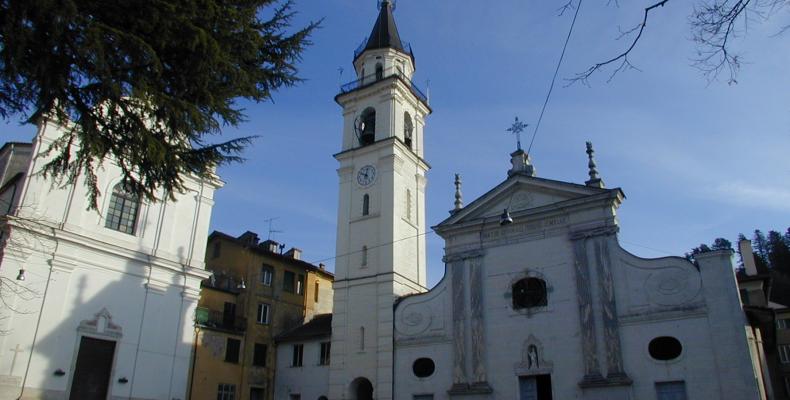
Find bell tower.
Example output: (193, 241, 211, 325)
(329, 1, 431, 399)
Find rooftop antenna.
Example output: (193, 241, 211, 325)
(337, 67, 344, 86)
(263, 217, 284, 241)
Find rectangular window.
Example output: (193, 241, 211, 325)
(291, 344, 303, 367)
(413, 396, 434, 400)
(261, 265, 273, 286)
(655, 381, 687, 400)
(253, 343, 267, 367)
(314, 281, 320, 303)
(779, 344, 790, 364)
(778, 318, 790, 330)
(250, 388, 265, 400)
(257, 303, 270, 325)
(297, 274, 305, 295)
(223, 302, 236, 329)
(319, 342, 331, 365)
(289, 395, 301, 400)
(212, 241, 221, 258)
(225, 338, 240, 363)
(217, 383, 236, 400)
(284, 271, 295, 293)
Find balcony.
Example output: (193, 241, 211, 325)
(339, 66, 428, 105)
(195, 307, 247, 333)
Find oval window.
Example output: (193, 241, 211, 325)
(648, 336, 682, 361)
(412, 358, 435, 378)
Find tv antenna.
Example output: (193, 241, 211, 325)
(263, 217, 284, 240)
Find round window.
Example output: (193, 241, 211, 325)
(412, 358, 435, 378)
(648, 336, 682, 361)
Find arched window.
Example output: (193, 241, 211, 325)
(361, 246, 368, 266)
(359, 108, 376, 146)
(105, 182, 140, 235)
(360, 326, 365, 350)
(404, 112, 413, 149)
(512, 277, 547, 309)
(362, 193, 370, 216)
(375, 63, 383, 80)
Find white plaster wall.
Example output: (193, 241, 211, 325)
(0, 119, 216, 400)
(275, 339, 330, 400)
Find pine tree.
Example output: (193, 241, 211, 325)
(753, 230, 770, 273)
(768, 230, 790, 274)
(0, 0, 318, 207)
(736, 233, 748, 267)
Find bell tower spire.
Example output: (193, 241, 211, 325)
(330, 3, 431, 400)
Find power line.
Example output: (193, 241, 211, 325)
(527, 0, 584, 155)
(309, 229, 437, 265)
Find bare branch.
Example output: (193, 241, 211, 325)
(557, 0, 577, 17)
(568, 0, 671, 85)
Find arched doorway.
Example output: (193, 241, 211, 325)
(349, 377, 374, 400)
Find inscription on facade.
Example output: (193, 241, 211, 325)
(481, 215, 569, 242)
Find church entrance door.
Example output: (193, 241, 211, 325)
(69, 336, 116, 400)
(350, 377, 373, 400)
(518, 374, 553, 400)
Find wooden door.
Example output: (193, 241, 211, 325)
(69, 336, 116, 400)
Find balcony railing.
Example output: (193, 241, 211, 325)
(195, 307, 247, 333)
(340, 67, 428, 104)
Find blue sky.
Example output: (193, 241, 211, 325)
(5, 1, 788, 287)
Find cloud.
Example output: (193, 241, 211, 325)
(705, 181, 790, 212)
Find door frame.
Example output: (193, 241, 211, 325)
(67, 309, 123, 400)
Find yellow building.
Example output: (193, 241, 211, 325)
(189, 231, 334, 400)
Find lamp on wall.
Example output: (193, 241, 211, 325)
(16, 268, 25, 281)
(237, 279, 246, 290)
(499, 209, 513, 226)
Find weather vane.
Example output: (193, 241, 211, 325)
(507, 117, 529, 151)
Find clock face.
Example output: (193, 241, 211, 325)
(357, 165, 377, 187)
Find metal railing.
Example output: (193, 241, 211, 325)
(340, 67, 427, 104)
(195, 307, 247, 332)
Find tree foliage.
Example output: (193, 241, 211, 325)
(0, 0, 319, 208)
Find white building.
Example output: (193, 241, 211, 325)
(275, 1, 762, 399)
(0, 117, 220, 399)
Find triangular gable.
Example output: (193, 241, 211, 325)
(435, 174, 614, 228)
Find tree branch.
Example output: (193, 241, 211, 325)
(568, 0, 670, 86)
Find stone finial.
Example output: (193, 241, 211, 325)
(508, 149, 536, 177)
(450, 173, 463, 214)
(584, 141, 604, 188)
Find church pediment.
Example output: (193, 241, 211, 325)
(435, 175, 619, 229)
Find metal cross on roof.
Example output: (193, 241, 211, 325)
(507, 117, 529, 151)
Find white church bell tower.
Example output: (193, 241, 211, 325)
(329, 1, 431, 398)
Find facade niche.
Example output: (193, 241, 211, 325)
(512, 277, 547, 309)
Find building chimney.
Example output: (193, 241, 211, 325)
(319, 263, 325, 270)
(739, 238, 758, 276)
(260, 239, 280, 253)
(285, 247, 302, 260)
(237, 231, 260, 246)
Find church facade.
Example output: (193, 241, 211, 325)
(0, 118, 219, 399)
(275, 2, 761, 400)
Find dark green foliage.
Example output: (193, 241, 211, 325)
(768, 230, 790, 274)
(685, 238, 731, 264)
(752, 230, 771, 273)
(0, 0, 318, 207)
